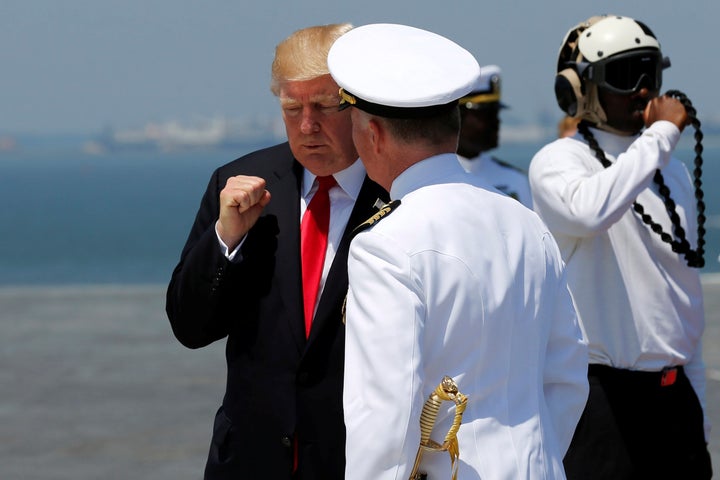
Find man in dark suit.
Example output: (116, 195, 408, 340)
(166, 23, 388, 479)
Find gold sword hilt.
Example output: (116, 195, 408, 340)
(409, 376, 468, 480)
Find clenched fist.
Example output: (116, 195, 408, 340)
(644, 95, 689, 132)
(217, 175, 272, 251)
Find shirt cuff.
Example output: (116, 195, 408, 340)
(645, 119, 681, 145)
(215, 221, 244, 262)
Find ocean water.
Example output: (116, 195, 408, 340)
(0, 137, 718, 286)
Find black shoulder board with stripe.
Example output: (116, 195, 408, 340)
(491, 156, 527, 174)
(351, 199, 401, 237)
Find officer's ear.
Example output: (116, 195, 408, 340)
(367, 117, 386, 155)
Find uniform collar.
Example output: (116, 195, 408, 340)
(586, 126, 640, 159)
(390, 153, 465, 200)
(457, 151, 491, 173)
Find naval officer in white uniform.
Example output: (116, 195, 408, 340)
(457, 64, 533, 208)
(328, 24, 588, 480)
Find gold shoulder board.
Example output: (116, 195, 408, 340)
(351, 199, 401, 237)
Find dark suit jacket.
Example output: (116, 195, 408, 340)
(166, 142, 388, 479)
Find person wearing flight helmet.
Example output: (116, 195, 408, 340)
(529, 15, 712, 479)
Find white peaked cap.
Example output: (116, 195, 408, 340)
(458, 64, 508, 108)
(473, 65, 501, 95)
(328, 23, 480, 118)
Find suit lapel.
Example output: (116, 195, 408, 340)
(267, 159, 306, 351)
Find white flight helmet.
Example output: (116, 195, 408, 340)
(554, 15, 670, 127)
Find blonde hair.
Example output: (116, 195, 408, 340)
(270, 23, 353, 96)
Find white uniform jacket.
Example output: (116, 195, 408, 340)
(344, 154, 588, 480)
(458, 152, 533, 208)
(528, 121, 708, 439)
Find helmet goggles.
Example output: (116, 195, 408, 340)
(585, 49, 669, 94)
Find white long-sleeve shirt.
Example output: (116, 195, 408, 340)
(344, 154, 588, 479)
(529, 121, 708, 439)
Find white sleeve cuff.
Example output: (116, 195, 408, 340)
(214, 221, 244, 262)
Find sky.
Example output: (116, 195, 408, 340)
(2, 0, 718, 134)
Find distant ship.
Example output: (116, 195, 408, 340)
(80, 112, 720, 155)
(83, 115, 287, 154)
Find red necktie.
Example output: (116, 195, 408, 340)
(300, 175, 336, 338)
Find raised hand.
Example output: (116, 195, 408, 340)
(644, 94, 689, 132)
(217, 175, 271, 251)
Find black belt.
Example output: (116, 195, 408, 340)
(588, 364, 683, 387)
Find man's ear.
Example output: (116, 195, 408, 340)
(367, 118, 384, 155)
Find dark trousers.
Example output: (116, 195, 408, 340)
(564, 364, 712, 480)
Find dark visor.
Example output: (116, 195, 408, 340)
(585, 49, 670, 94)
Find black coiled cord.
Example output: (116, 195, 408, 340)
(578, 90, 705, 268)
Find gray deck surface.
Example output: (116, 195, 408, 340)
(2, 276, 719, 479)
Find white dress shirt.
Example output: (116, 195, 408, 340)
(300, 158, 367, 314)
